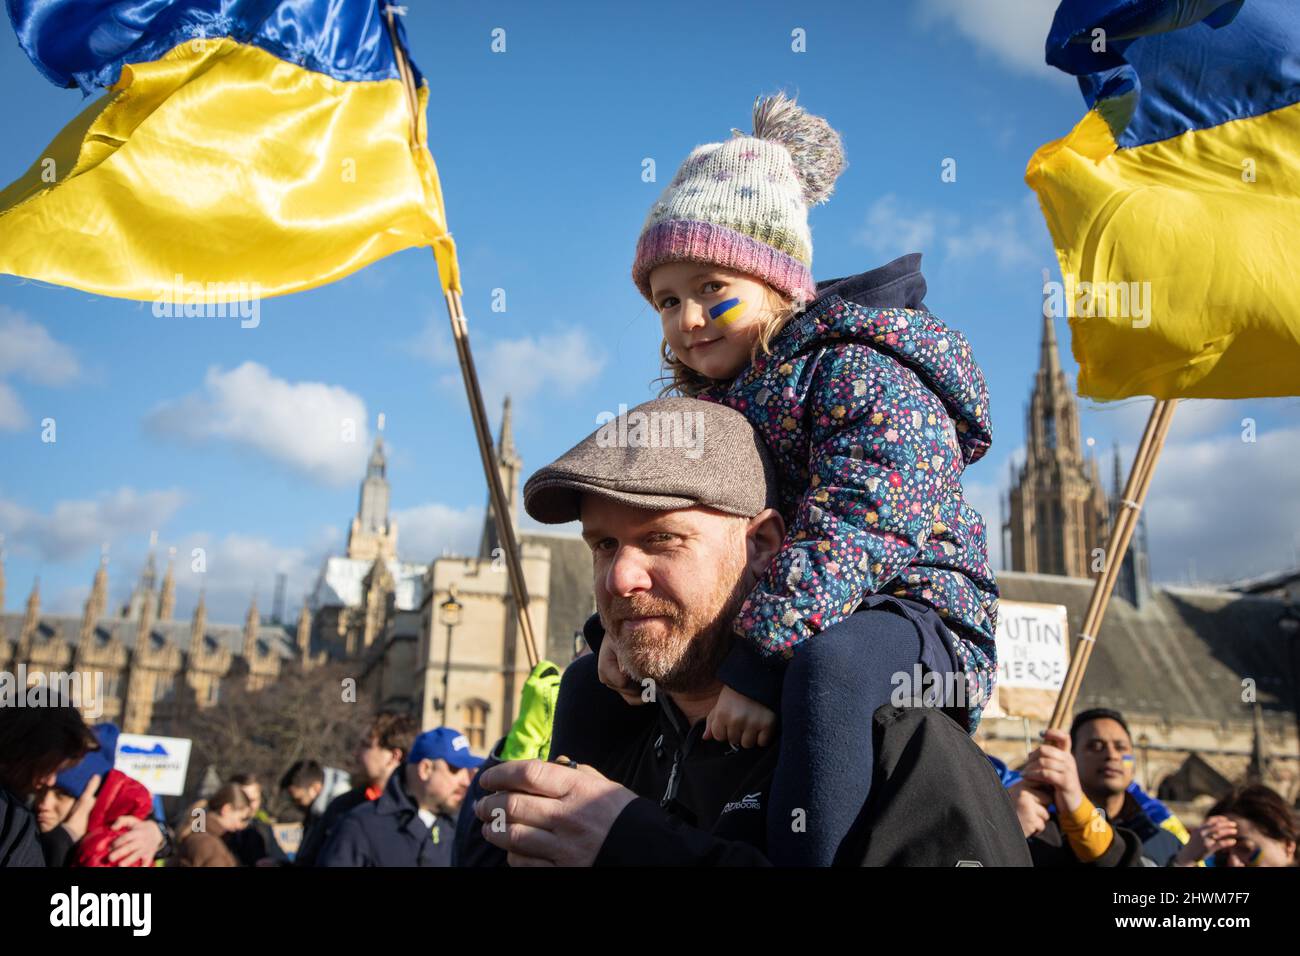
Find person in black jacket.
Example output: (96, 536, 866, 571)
(1066, 708, 1184, 866)
(457, 394, 1029, 867)
(319, 728, 481, 867)
(225, 772, 287, 866)
(1010, 727, 1143, 867)
(1, 702, 98, 867)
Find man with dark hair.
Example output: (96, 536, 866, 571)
(295, 711, 419, 866)
(0, 704, 98, 867)
(1010, 727, 1141, 866)
(1067, 707, 1185, 866)
(280, 758, 351, 866)
(226, 771, 288, 866)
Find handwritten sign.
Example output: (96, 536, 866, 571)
(115, 733, 192, 796)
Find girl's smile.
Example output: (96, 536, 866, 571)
(651, 262, 774, 381)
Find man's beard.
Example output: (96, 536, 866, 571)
(600, 547, 749, 695)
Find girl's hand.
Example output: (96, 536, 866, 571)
(1174, 814, 1238, 866)
(597, 638, 646, 706)
(703, 685, 776, 749)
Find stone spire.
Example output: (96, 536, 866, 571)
(20, 577, 40, 647)
(133, 575, 155, 656)
(1005, 275, 1110, 578)
(158, 549, 176, 621)
(346, 413, 398, 561)
(296, 601, 313, 665)
(479, 395, 522, 560)
(189, 589, 207, 659)
(0, 533, 6, 613)
(80, 547, 109, 647)
(243, 595, 260, 662)
(126, 538, 160, 622)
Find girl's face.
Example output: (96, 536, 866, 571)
(651, 263, 772, 381)
(1216, 815, 1296, 867)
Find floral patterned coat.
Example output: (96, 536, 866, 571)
(699, 292, 999, 730)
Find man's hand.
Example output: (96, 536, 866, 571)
(597, 638, 646, 706)
(1008, 780, 1051, 839)
(703, 685, 775, 749)
(106, 816, 164, 866)
(1174, 814, 1238, 866)
(474, 758, 637, 866)
(59, 774, 101, 843)
(1020, 729, 1085, 814)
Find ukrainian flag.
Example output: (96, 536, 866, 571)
(1026, 0, 1300, 401)
(0, 0, 460, 300)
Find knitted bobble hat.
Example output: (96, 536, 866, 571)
(633, 91, 846, 308)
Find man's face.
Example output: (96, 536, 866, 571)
(1072, 718, 1134, 797)
(240, 783, 262, 816)
(287, 781, 321, 810)
(34, 785, 75, 833)
(581, 498, 757, 695)
(355, 734, 401, 787)
(408, 759, 470, 817)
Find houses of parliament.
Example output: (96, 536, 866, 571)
(2, 306, 1296, 808)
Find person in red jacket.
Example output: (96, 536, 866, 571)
(37, 722, 159, 867)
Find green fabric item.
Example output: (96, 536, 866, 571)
(500, 660, 562, 761)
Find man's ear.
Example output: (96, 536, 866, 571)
(744, 508, 785, 577)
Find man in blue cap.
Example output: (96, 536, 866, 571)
(318, 727, 483, 867)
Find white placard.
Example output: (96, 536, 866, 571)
(115, 733, 192, 796)
(995, 601, 1070, 690)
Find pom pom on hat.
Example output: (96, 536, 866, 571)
(736, 91, 847, 205)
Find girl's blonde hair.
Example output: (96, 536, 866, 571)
(655, 283, 802, 397)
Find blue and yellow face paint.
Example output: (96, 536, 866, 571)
(709, 297, 748, 328)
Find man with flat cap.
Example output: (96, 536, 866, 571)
(455, 398, 1028, 867)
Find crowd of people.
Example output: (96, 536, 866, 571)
(0, 688, 1294, 869)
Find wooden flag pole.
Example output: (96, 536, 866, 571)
(384, 8, 541, 670)
(1047, 398, 1178, 730)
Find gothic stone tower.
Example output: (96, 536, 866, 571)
(347, 424, 398, 563)
(1005, 306, 1109, 578)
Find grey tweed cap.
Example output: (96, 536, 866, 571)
(523, 397, 778, 524)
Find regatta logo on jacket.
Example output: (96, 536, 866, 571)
(721, 791, 763, 814)
(49, 886, 151, 936)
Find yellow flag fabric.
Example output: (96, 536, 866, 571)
(1027, 105, 1300, 401)
(0, 38, 461, 301)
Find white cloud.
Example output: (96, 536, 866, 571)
(1121, 425, 1300, 584)
(0, 308, 82, 431)
(0, 383, 25, 431)
(145, 362, 371, 485)
(392, 501, 485, 563)
(0, 486, 188, 563)
(859, 192, 1046, 273)
(413, 317, 607, 414)
(917, 0, 1070, 84)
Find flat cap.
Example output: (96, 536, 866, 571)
(523, 397, 777, 524)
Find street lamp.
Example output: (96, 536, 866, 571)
(439, 584, 461, 726)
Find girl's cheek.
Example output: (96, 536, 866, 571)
(708, 296, 748, 328)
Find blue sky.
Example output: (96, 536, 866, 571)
(2, 0, 1297, 624)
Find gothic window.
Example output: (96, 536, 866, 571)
(152, 673, 175, 703)
(1044, 413, 1057, 450)
(206, 678, 221, 705)
(461, 699, 489, 751)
